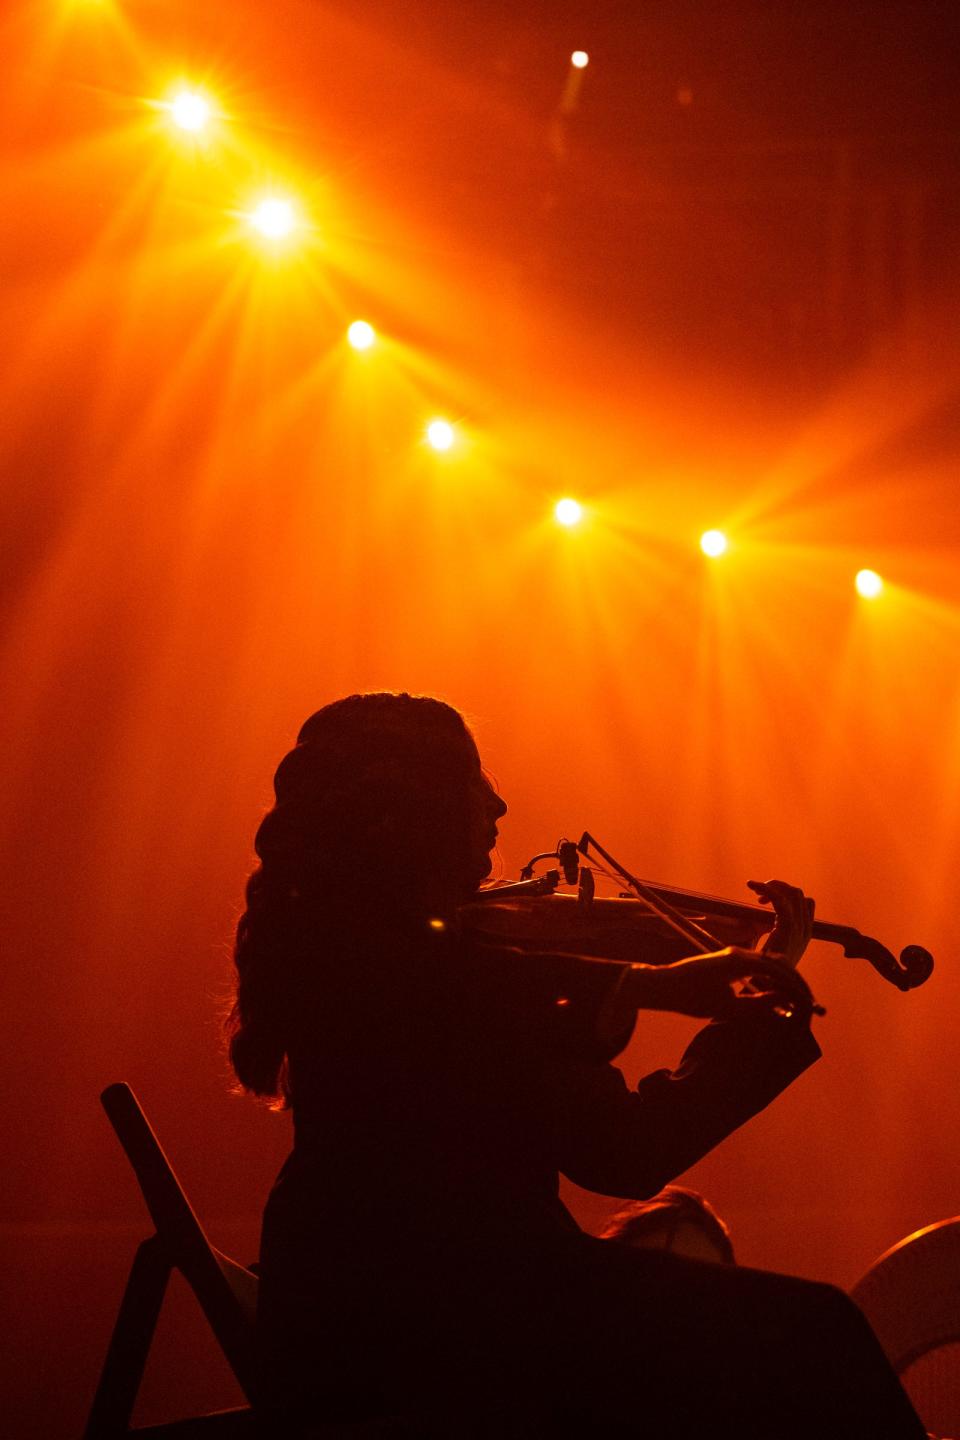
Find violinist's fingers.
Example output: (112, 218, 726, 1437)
(741, 951, 815, 1004)
(748, 879, 815, 967)
(748, 878, 811, 915)
(729, 988, 824, 1021)
(742, 955, 812, 995)
(699, 948, 814, 1005)
(736, 954, 810, 994)
(653, 948, 820, 1020)
(737, 965, 818, 1020)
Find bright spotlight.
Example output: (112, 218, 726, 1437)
(554, 498, 583, 527)
(700, 529, 728, 558)
(247, 197, 297, 241)
(855, 569, 884, 599)
(168, 88, 212, 134)
(347, 320, 376, 351)
(425, 418, 455, 452)
(571, 50, 589, 69)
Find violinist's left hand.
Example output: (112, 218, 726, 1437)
(747, 878, 815, 969)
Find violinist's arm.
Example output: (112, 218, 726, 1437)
(607, 946, 816, 1023)
(547, 993, 821, 1200)
(536, 879, 821, 1197)
(587, 946, 817, 1064)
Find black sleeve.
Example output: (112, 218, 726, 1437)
(544, 1000, 821, 1198)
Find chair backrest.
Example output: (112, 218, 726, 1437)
(850, 1215, 960, 1438)
(851, 1215, 960, 1372)
(92, 1087, 409, 1437)
(99, 1082, 258, 1398)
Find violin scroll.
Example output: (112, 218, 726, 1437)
(899, 945, 936, 988)
(833, 933, 933, 991)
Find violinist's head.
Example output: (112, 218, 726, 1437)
(228, 692, 506, 1101)
(256, 692, 505, 907)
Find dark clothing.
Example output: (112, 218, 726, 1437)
(255, 928, 922, 1436)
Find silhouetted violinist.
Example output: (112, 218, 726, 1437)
(230, 692, 927, 1438)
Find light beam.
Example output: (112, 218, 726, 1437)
(700, 529, 728, 557)
(167, 88, 212, 134)
(347, 320, 376, 351)
(554, 498, 583, 526)
(246, 196, 298, 241)
(425, 418, 455, 452)
(855, 569, 884, 599)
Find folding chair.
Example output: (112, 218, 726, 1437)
(84, 1082, 258, 1438)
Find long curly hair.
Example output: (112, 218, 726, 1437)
(227, 692, 478, 1104)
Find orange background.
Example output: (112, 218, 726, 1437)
(2, 2, 959, 1433)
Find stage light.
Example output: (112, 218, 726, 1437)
(571, 51, 589, 69)
(425, 418, 455, 452)
(554, 498, 583, 527)
(347, 320, 376, 351)
(855, 569, 883, 599)
(247, 197, 298, 241)
(167, 88, 211, 134)
(700, 529, 728, 557)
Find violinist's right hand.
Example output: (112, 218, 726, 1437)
(621, 946, 817, 1022)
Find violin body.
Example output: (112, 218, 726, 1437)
(461, 892, 770, 966)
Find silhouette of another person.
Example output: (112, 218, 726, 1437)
(602, 1185, 736, 1265)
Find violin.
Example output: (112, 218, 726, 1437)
(463, 831, 934, 994)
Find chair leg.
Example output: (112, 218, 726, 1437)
(85, 1234, 172, 1438)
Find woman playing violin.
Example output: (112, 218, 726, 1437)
(228, 691, 925, 1437)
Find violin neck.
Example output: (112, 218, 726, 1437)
(647, 881, 861, 950)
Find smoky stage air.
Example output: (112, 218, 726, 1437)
(2, 2, 959, 1435)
